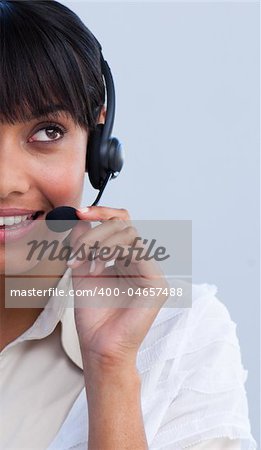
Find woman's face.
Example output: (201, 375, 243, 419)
(0, 111, 89, 275)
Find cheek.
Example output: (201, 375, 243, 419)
(36, 146, 86, 208)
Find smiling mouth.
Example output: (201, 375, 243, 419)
(0, 211, 44, 228)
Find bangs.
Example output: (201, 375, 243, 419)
(0, 1, 105, 129)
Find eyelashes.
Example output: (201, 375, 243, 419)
(29, 122, 68, 143)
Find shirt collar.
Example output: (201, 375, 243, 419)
(3, 267, 84, 370)
(43, 266, 84, 371)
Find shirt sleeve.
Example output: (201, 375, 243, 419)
(148, 286, 257, 450)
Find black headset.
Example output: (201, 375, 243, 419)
(45, 43, 124, 231)
(87, 45, 124, 206)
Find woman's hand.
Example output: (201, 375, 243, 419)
(68, 206, 169, 370)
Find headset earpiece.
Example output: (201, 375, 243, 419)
(107, 137, 124, 178)
(86, 124, 124, 190)
(84, 51, 124, 201)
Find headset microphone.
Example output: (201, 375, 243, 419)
(46, 45, 124, 233)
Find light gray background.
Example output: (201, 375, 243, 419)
(61, 1, 260, 444)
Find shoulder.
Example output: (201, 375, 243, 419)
(136, 280, 236, 374)
(137, 281, 257, 449)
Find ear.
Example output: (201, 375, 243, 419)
(97, 105, 106, 125)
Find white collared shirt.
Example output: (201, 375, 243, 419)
(0, 268, 257, 449)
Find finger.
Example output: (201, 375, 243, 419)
(68, 219, 92, 248)
(90, 228, 165, 281)
(66, 220, 92, 269)
(99, 226, 140, 249)
(90, 227, 143, 275)
(68, 219, 129, 269)
(76, 206, 131, 222)
(90, 244, 136, 277)
(73, 217, 129, 252)
(71, 225, 161, 281)
(92, 260, 169, 315)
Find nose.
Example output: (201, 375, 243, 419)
(0, 136, 30, 199)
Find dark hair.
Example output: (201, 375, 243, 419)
(0, 0, 105, 131)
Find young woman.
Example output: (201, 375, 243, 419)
(0, 1, 256, 449)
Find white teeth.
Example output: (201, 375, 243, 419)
(4, 217, 15, 226)
(14, 216, 22, 224)
(0, 214, 33, 226)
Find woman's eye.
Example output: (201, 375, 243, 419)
(29, 124, 66, 143)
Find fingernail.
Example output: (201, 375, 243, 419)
(67, 256, 78, 267)
(90, 260, 103, 276)
(89, 259, 96, 273)
(78, 207, 90, 214)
